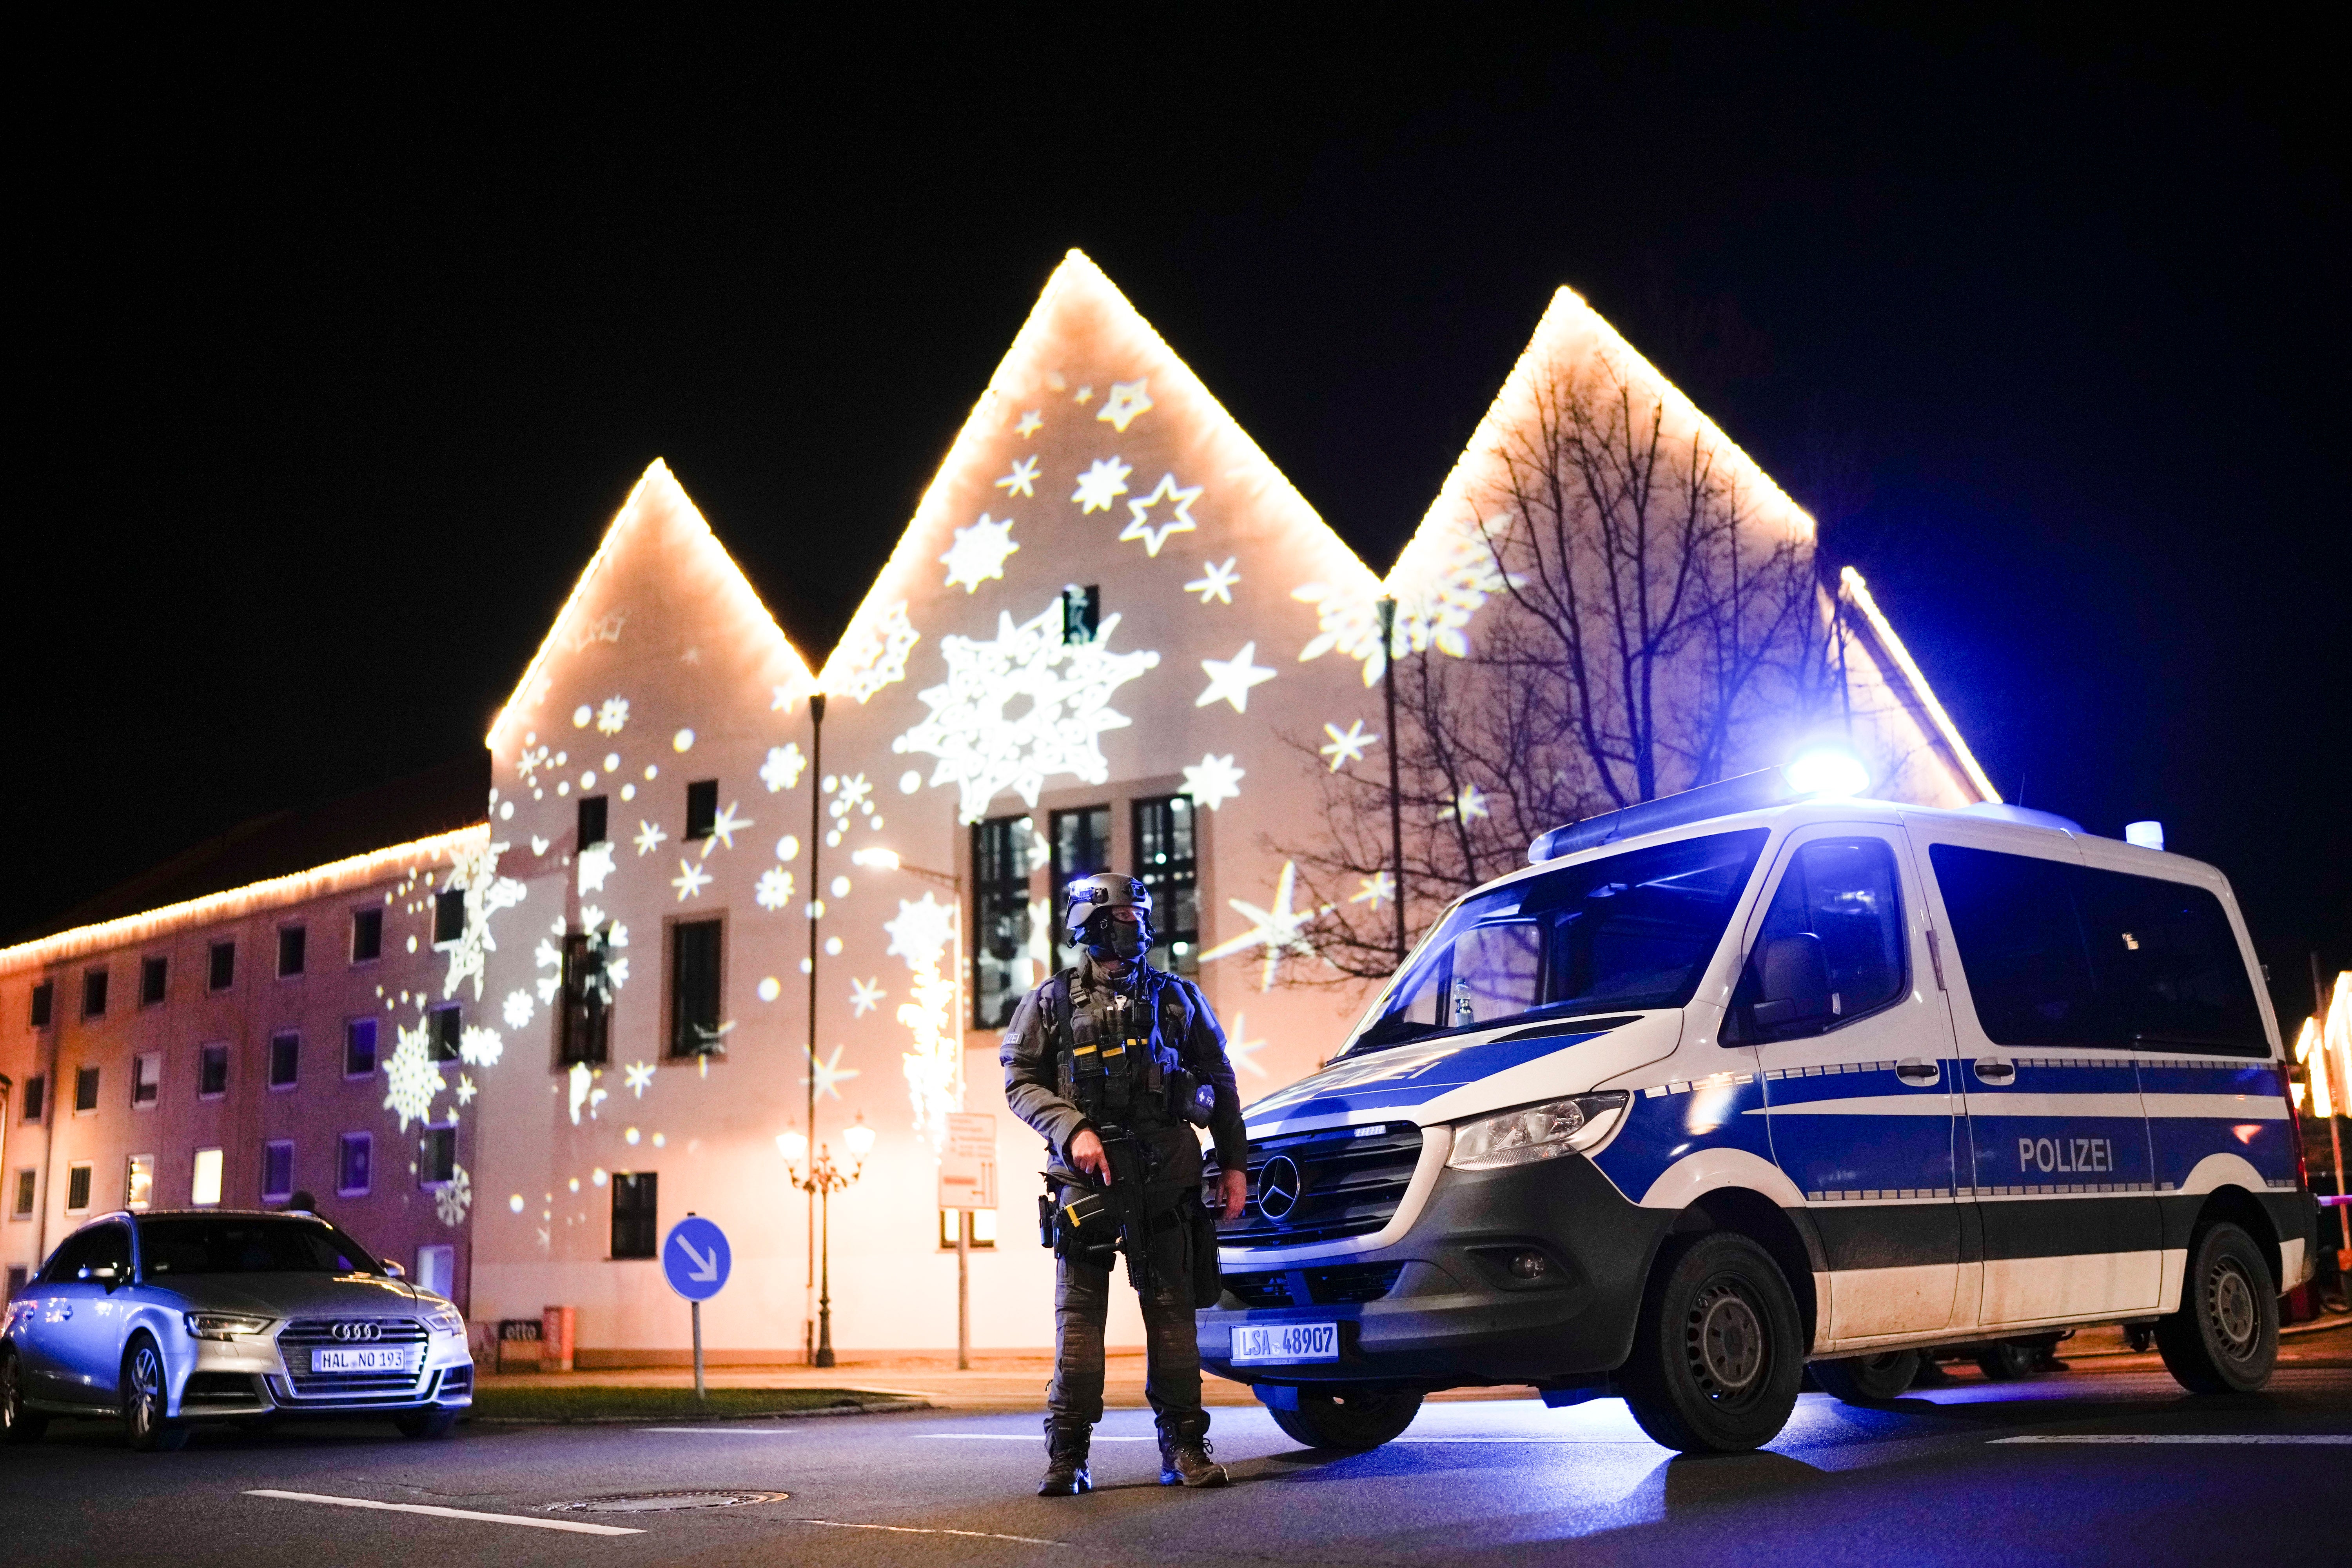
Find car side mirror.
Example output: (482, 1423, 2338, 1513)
(1752, 933, 1834, 1031)
(381, 1260, 406, 1279)
(83, 1263, 121, 1285)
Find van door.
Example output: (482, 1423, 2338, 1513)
(1908, 824, 2164, 1325)
(1744, 825, 1965, 1341)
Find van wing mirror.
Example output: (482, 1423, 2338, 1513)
(1751, 933, 1833, 1030)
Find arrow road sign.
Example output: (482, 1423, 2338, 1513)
(661, 1215, 731, 1303)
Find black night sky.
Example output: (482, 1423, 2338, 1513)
(10, 16, 2345, 1025)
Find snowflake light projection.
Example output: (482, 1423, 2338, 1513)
(1182, 753, 1245, 811)
(701, 801, 752, 854)
(459, 1025, 503, 1067)
(577, 842, 615, 894)
(885, 892, 958, 969)
(439, 839, 526, 1002)
(623, 1060, 656, 1096)
(1319, 720, 1379, 770)
(1351, 869, 1397, 909)
(633, 820, 668, 856)
(1294, 513, 1517, 684)
(382, 1024, 447, 1132)
(834, 600, 921, 703)
(671, 859, 712, 900)
(1120, 474, 1202, 557)
(760, 743, 807, 793)
(804, 1044, 859, 1102)
(1096, 379, 1154, 432)
(1072, 457, 1131, 514)
(1196, 642, 1276, 713)
(1185, 558, 1239, 604)
(995, 456, 1039, 498)
(1200, 861, 1330, 991)
(892, 597, 1160, 822)
(884, 893, 962, 1149)
(596, 697, 630, 735)
(503, 989, 535, 1029)
(436, 1165, 472, 1227)
(941, 513, 1020, 593)
(755, 866, 796, 911)
(849, 976, 886, 1017)
(456, 1074, 477, 1107)
(567, 1060, 607, 1124)
(1441, 784, 1490, 822)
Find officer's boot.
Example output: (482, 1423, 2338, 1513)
(1157, 1418, 1229, 1488)
(1037, 1421, 1093, 1496)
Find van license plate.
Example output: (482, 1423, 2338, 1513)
(1231, 1322, 1338, 1365)
(311, 1347, 413, 1373)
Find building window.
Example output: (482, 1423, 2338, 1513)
(65, 1163, 93, 1214)
(191, 1148, 224, 1207)
(434, 889, 465, 946)
(20, 1077, 43, 1123)
(132, 1052, 162, 1108)
(198, 1042, 229, 1099)
(669, 918, 724, 1058)
(419, 1124, 457, 1187)
(558, 931, 612, 1066)
(684, 780, 719, 841)
(338, 1133, 372, 1197)
(82, 968, 108, 1020)
(126, 1154, 155, 1211)
(261, 1141, 295, 1203)
(351, 907, 383, 964)
(29, 981, 53, 1029)
(140, 955, 168, 1007)
(415, 1244, 455, 1298)
(11, 1169, 33, 1219)
(1051, 805, 1112, 902)
(938, 1209, 998, 1250)
(1062, 583, 1101, 644)
(74, 1066, 100, 1114)
(1133, 795, 1201, 974)
(269, 1031, 300, 1089)
(428, 1005, 461, 1063)
(345, 1018, 378, 1078)
(579, 795, 609, 848)
(611, 1171, 658, 1259)
(973, 814, 1038, 1029)
(277, 926, 306, 978)
(209, 940, 236, 992)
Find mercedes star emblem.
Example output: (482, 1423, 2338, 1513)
(1257, 1154, 1302, 1221)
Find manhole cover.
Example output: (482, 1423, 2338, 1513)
(547, 1490, 792, 1514)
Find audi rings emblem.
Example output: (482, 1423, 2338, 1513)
(1256, 1155, 1302, 1221)
(330, 1321, 383, 1342)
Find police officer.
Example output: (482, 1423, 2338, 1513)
(1002, 873, 1250, 1495)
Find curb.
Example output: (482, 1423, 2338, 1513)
(467, 1395, 933, 1426)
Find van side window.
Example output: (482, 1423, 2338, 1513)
(1928, 846, 2098, 1046)
(1745, 837, 1906, 1033)
(2075, 866, 2265, 1054)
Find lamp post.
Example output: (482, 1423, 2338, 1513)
(778, 1115, 874, 1369)
(802, 690, 826, 1364)
(1376, 596, 1406, 965)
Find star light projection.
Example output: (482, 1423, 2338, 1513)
(1185, 559, 1239, 604)
(805, 1044, 860, 1102)
(1319, 720, 1378, 769)
(1119, 474, 1202, 557)
(893, 596, 1160, 822)
(1182, 753, 1245, 811)
(995, 457, 1040, 498)
(940, 513, 1021, 592)
(1096, 379, 1154, 432)
(1200, 861, 1328, 990)
(1196, 643, 1277, 713)
(1071, 457, 1131, 514)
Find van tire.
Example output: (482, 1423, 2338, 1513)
(1265, 1386, 1424, 1451)
(2157, 1221, 2278, 1394)
(1621, 1232, 1804, 1454)
(1810, 1350, 1920, 1405)
(1975, 1340, 2041, 1381)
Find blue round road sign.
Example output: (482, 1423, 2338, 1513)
(662, 1215, 731, 1302)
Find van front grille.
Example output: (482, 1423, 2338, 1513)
(1220, 1123, 1424, 1249)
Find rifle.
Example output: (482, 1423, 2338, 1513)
(1042, 1125, 1161, 1294)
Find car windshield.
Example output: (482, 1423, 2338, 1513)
(137, 1217, 383, 1278)
(1346, 828, 1768, 1054)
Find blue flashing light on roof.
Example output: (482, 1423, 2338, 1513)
(1527, 749, 1874, 864)
(1783, 747, 1870, 799)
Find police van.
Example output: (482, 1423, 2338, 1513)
(1200, 765, 2319, 1455)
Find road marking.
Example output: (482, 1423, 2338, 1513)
(1991, 1435, 2352, 1445)
(922, 1433, 1155, 1441)
(640, 1426, 802, 1435)
(800, 1519, 1063, 1546)
(244, 1490, 642, 1536)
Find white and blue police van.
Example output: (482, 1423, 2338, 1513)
(1200, 764, 2319, 1455)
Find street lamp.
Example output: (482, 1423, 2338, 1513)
(778, 1113, 874, 1369)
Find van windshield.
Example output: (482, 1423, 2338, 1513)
(1346, 828, 1768, 1055)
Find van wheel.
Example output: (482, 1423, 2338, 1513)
(2157, 1221, 2278, 1394)
(1265, 1386, 1424, 1451)
(1975, 1340, 2041, 1381)
(1621, 1232, 1804, 1454)
(396, 1408, 461, 1440)
(123, 1337, 189, 1452)
(1810, 1350, 1920, 1405)
(2, 1351, 49, 1444)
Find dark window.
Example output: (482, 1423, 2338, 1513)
(973, 814, 1038, 1029)
(135, 1215, 381, 1276)
(434, 889, 465, 946)
(1051, 806, 1112, 904)
(82, 969, 107, 1020)
(13, 1169, 36, 1218)
(65, 1165, 93, 1213)
(22, 1076, 45, 1122)
(209, 940, 236, 991)
(277, 926, 306, 978)
(428, 1005, 461, 1062)
(1738, 837, 1906, 1038)
(1062, 583, 1101, 644)
(579, 795, 609, 848)
(198, 1043, 229, 1098)
(670, 919, 724, 1057)
(3, 1265, 21, 1303)
(684, 780, 719, 841)
(269, 1032, 300, 1088)
(351, 908, 383, 964)
(29, 981, 53, 1029)
(611, 1171, 658, 1258)
(559, 931, 612, 1066)
(1133, 795, 1200, 975)
(338, 1132, 372, 1196)
(74, 1066, 100, 1113)
(345, 1018, 378, 1077)
(2077, 864, 2262, 1054)
(419, 1125, 457, 1186)
(140, 956, 168, 1007)
(1930, 846, 2105, 1048)
(132, 1054, 160, 1107)
(261, 1142, 295, 1203)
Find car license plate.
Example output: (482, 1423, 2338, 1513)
(311, 1347, 414, 1373)
(1230, 1321, 1339, 1365)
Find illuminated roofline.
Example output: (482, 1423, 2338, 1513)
(486, 459, 817, 748)
(0, 824, 488, 973)
(1838, 566, 2001, 803)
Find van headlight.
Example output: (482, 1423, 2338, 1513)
(1448, 1093, 1630, 1170)
(185, 1312, 273, 1341)
(422, 1303, 465, 1337)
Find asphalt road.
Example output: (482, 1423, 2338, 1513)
(7, 1359, 2349, 1566)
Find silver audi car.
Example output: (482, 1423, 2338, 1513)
(1, 1209, 473, 1450)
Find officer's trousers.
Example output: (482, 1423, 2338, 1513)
(1045, 1252, 1206, 1441)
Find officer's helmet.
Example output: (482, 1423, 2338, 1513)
(1063, 873, 1153, 946)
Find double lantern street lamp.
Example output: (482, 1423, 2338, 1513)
(778, 1116, 875, 1369)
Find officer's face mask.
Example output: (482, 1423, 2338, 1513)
(1087, 910, 1149, 962)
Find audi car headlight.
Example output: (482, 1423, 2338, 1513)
(422, 1303, 466, 1337)
(1448, 1093, 1630, 1170)
(185, 1312, 273, 1341)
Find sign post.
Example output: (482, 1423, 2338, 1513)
(661, 1213, 732, 1400)
(939, 1113, 996, 1372)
